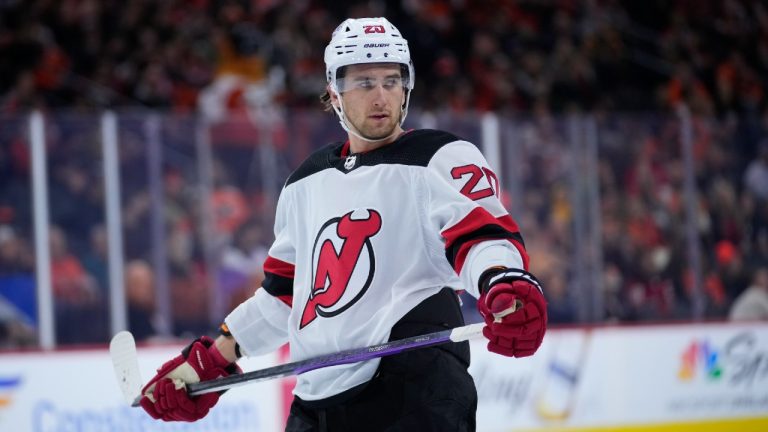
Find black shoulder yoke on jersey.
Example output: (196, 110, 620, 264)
(285, 129, 466, 186)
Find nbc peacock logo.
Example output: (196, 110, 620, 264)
(678, 340, 723, 382)
(0, 376, 22, 409)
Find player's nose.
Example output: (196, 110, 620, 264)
(371, 85, 388, 106)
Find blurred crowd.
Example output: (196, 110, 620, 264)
(1, 0, 768, 347)
(594, 115, 768, 322)
(1, 0, 767, 115)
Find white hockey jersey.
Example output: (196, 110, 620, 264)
(225, 129, 528, 401)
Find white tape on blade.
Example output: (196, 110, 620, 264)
(109, 331, 143, 405)
(449, 323, 485, 342)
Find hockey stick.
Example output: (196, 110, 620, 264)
(110, 322, 484, 407)
(186, 322, 486, 398)
(110, 300, 516, 407)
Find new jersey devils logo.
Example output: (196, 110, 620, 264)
(300, 209, 382, 329)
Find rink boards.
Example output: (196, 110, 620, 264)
(0, 321, 766, 431)
(471, 321, 768, 431)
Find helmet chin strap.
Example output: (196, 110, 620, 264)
(331, 87, 408, 145)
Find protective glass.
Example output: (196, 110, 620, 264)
(336, 74, 410, 93)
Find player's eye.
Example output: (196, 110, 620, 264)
(355, 78, 374, 89)
(382, 77, 402, 89)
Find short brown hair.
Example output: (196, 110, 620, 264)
(319, 89, 334, 112)
(319, 66, 346, 112)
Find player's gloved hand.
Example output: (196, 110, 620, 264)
(477, 269, 547, 357)
(139, 336, 241, 422)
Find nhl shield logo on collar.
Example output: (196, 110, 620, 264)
(344, 155, 357, 170)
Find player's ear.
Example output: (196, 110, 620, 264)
(328, 84, 340, 109)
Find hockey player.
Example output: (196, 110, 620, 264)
(139, 17, 547, 430)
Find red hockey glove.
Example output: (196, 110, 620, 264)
(139, 336, 241, 422)
(477, 269, 547, 357)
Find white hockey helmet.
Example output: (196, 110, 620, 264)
(324, 17, 415, 92)
(324, 17, 415, 137)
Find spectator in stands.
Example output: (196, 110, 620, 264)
(50, 225, 96, 304)
(210, 159, 250, 243)
(217, 219, 268, 315)
(0, 296, 36, 348)
(170, 262, 210, 338)
(744, 139, 768, 201)
(49, 162, 102, 255)
(125, 260, 157, 342)
(542, 270, 577, 324)
(198, 1, 284, 123)
(50, 224, 106, 343)
(82, 224, 109, 293)
(0, 225, 33, 276)
(715, 240, 752, 301)
(122, 191, 152, 261)
(729, 267, 768, 321)
(0, 225, 37, 348)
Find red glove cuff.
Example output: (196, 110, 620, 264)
(479, 268, 543, 296)
(477, 268, 547, 358)
(207, 342, 232, 370)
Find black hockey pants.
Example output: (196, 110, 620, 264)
(284, 288, 478, 432)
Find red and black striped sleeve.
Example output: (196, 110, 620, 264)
(441, 207, 529, 275)
(262, 256, 295, 307)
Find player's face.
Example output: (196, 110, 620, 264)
(334, 63, 406, 140)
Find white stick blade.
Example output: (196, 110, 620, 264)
(109, 331, 142, 405)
